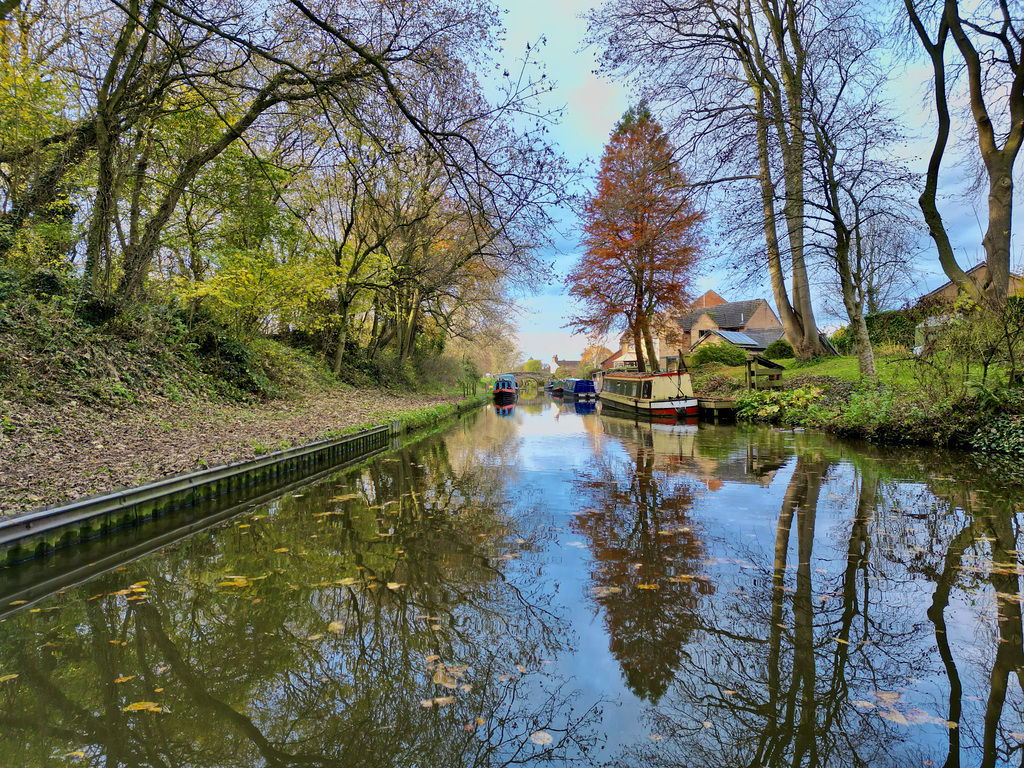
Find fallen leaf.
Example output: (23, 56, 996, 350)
(420, 699, 434, 708)
(122, 701, 163, 713)
(328, 621, 344, 634)
(218, 577, 249, 588)
(879, 708, 909, 726)
(0, 674, 18, 683)
(425, 654, 440, 663)
(114, 675, 136, 684)
(459, 684, 472, 692)
(433, 696, 456, 706)
(637, 583, 659, 590)
(274, 548, 289, 553)
(307, 634, 324, 641)
(516, 665, 527, 673)
(433, 668, 459, 689)
(8, 600, 27, 606)
(387, 582, 405, 591)
(530, 731, 554, 745)
(853, 700, 876, 709)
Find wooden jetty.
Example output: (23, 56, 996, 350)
(698, 398, 736, 422)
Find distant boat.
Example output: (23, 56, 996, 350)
(492, 374, 518, 403)
(598, 370, 697, 419)
(562, 378, 597, 400)
(551, 379, 565, 396)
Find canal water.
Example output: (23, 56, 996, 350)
(1, 396, 1023, 767)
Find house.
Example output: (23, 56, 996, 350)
(657, 292, 786, 363)
(918, 262, 1023, 304)
(552, 355, 582, 375)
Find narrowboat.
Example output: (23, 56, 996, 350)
(563, 378, 597, 400)
(598, 370, 697, 418)
(550, 379, 565, 396)
(492, 374, 518, 403)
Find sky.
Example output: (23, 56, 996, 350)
(493, 0, 1020, 366)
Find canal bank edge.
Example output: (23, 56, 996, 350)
(0, 394, 488, 566)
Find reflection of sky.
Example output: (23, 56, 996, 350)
(494, 1, 1024, 359)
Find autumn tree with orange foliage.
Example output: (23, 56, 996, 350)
(567, 106, 703, 373)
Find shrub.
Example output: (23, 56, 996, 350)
(764, 338, 795, 359)
(966, 414, 1024, 454)
(692, 343, 748, 367)
(736, 387, 823, 424)
(830, 326, 854, 355)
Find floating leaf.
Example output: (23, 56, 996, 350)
(853, 700, 876, 709)
(0, 674, 18, 683)
(8, 600, 27, 606)
(218, 577, 249, 589)
(433, 696, 456, 706)
(637, 583, 659, 590)
(516, 665, 527, 674)
(114, 676, 136, 684)
(425, 655, 440, 663)
(459, 684, 473, 693)
(65, 751, 86, 759)
(879, 708, 909, 726)
(122, 701, 163, 713)
(274, 548, 289, 554)
(476, 717, 485, 725)
(307, 634, 324, 641)
(433, 668, 459, 689)
(874, 691, 900, 705)
(328, 621, 344, 634)
(649, 734, 663, 741)
(387, 582, 405, 591)
(420, 699, 434, 708)
(530, 731, 554, 745)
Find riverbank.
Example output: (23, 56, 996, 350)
(691, 354, 1024, 453)
(0, 387, 472, 518)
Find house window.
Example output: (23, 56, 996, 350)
(698, 329, 708, 338)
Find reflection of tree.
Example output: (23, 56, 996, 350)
(573, 432, 712, 703)
(0, 426, 603, 767)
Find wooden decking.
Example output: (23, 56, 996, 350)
(698, 398, 736, 422)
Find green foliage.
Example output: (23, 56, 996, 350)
(764, 338, 794, 359)
(736, 387, 824, 424)
(830, 326, 855, 355)
(966, 415, 1024, 454)
(523, 358, 543, 372)
(692, 343, 748, 367)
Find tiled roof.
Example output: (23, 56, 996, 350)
(706, 300, 766, 329)
(675, 299, 766, 331)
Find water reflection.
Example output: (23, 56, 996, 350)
(0, 411, 602, 767)
(2, 406, 1024, 767)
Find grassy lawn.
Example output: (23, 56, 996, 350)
(709, 353, 923, 389)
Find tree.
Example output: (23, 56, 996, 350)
(523, 358, 543, 372)
(903, 0, 1024, 304)
(566, 106, 703, 373)
(585, 0, 872, 360)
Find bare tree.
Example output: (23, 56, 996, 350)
(902, 0, 1024, 303)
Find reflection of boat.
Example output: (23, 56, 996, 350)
(598, 370, 697, 418)
(569, 400, 597, 415)
(492, 373, 518, 403)
(563, 378, 597, 400)
(494, 403, 516, 418)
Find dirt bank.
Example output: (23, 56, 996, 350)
(0, 388, 464, 518)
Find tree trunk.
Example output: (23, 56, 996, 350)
(632, 325, 647, 373)
(642, 320, 660, 372)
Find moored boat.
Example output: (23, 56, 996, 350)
(492, 374, 518, 403)
(563, 378, 597, 400)
(550, 379, 565, 396)
(598, 370, 697, 418)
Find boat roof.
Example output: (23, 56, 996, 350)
(603, 369, 691, 379)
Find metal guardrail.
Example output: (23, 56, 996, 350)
(0, 424, 391, 563)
